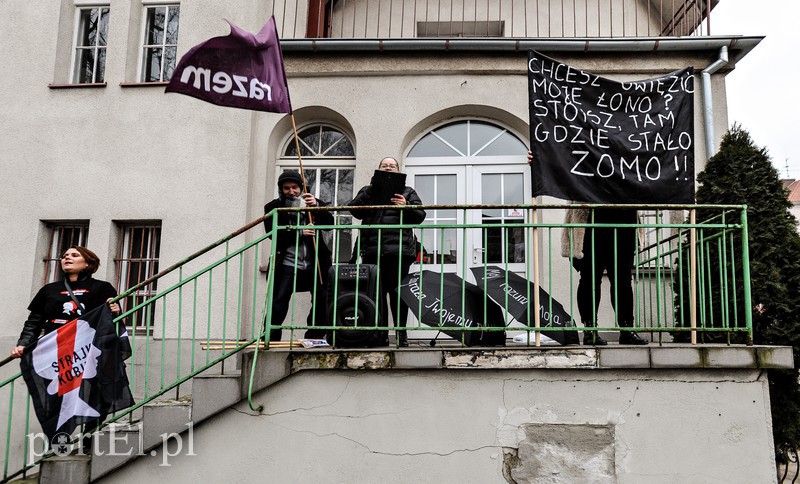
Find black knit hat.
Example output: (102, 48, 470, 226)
(277, 171, 304, 189)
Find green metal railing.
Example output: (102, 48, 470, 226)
(0, 203, 751, 480)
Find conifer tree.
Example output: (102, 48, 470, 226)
(696, 125, 800, 457)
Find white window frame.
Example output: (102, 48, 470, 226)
(138, 1, 181, 82)
(405, 118, 528, 166)
(70, 2, 111, 84)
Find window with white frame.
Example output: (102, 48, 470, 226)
(140, 4, 180, 82)
(42, 221, 90, 284)
(279, 124, 356, 263)
(115, 222, 162, 327)
(72, 6, 110, 83)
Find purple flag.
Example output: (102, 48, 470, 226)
(166, 17, 292, 113)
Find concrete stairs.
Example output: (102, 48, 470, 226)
(37, 350, 293, 483)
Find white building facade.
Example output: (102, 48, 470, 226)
(1, 1, 760, 340)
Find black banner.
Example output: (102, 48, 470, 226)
(528, 51, 695, 203)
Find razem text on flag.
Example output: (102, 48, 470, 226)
(20, 305, 134, 442)
(166, 16, 292, 113)
(528, 51, 695, 204)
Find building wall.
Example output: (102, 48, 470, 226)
(1, 0, 734, 341)
(106, 368, 777, 483)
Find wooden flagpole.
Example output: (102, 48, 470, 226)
(289, 113, 324, 285)
(532, 197, 541, 347)
(690, 208, 697, 345)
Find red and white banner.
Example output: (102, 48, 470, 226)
(20, 305, 133, 441)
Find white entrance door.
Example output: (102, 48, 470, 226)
(402, 120, 531, 342)
(406, 163, 532, 276)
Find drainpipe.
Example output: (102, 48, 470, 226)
(702, 46, 729, 161)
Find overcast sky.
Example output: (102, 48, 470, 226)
(711, 0, 799, 179)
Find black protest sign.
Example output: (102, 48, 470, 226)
(528, 51, 695, 203)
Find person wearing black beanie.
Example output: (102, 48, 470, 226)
(263, 171, 334, 342)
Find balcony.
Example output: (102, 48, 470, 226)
(261, 203, 750, 346)
(271, 0, 715, 40)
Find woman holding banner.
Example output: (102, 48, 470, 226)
(10, 246, 121, 358)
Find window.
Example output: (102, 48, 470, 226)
(72, 6, 110, 83)
(417, 21, 504, 38)
(115, 222, 162, 327)
(279, 124, 355, 263)
(407, 120, 527, 158)
(283, 125, 355, 158)
(42, 221, 90, 284)
(141, 4, 180, 82)
(479, 173, 526, 264)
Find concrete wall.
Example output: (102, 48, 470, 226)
(105, 367, 777, 483)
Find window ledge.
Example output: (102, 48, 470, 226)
(48, 82, 107, 89)
(120, 81, 169, 88)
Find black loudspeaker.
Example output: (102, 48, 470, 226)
(326, 264, 387, 348)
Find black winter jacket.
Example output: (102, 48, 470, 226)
(263, 196, 335, 273)
(347, 185, 426, 259)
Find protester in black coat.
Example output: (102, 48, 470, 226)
(12, 246, 121, 358)
(348, 157, 426, 346)
(263, 170, 334, 341)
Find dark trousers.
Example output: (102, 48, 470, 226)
(266, 264, 328, 341)
(362, 253, 413, 342)
(576, 219, 636, 328)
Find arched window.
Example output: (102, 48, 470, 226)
(407, 120, 527, 158)
(283, 124, 355, 158)
(278, 124, 356, 262)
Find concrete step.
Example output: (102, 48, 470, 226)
(89, 421, 143, 481)
(141, 397, 193, 451)
(40, 454, 90, 484)
(191, 371, 242, 422)
(239, 350, 292, 396)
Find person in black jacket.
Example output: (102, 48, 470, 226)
(263, 170, 334, 342)
(11, 246, 121, 358)
(348, 157, 426, 346)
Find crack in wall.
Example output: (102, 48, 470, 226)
(243, 374, 355, 416)
(257, 425, 498, 458)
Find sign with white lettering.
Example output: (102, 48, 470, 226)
(528, 51, 694, 203)
(166, 17, 292, 113)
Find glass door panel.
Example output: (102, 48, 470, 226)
(472, 168, 529, 272)
(406, 166, 465, 275)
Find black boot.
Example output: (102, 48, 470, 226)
(583, 332, 608, 346)
(619, 331, 648, 345)
(582, 323, 607, 346)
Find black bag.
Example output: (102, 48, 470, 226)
(325, 264, 388, 348)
